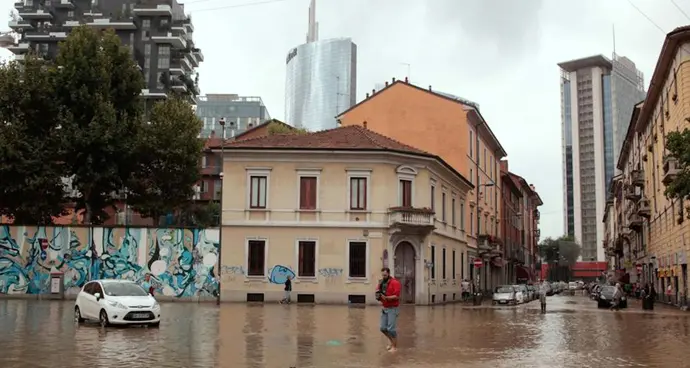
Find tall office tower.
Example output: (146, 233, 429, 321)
(559, 54, 646, 261)
(196, 94, 271, 138)
(8, 0, 203, 104)
(284, 0, 357, 131)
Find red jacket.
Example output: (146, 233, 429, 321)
(377, 277, 401, 308)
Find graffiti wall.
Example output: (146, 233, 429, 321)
(0, 225, 219, 298)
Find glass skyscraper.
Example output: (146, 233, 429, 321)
(284, 0, 357, 131)
(559, 54, 645, 261)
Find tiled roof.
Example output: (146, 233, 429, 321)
(224, 125, 430, 155)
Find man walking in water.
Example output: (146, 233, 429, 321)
(376, 267, 401, 352)
(539, 279, 549, 313)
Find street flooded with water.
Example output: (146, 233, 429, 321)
(1, 295, 689, 368)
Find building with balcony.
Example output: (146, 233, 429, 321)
(338, 78, 507, 293)
(559, 54, 645, 262)
(196, 94, 271, 138)
(611, 26, 690, 306)
(9, 0, 203, 104)
(211, 125, 474, 305)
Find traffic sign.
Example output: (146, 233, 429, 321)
(473, 258, 483, 268)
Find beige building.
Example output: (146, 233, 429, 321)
(214, 126, 474, 305)
(607, 26, 690, 305)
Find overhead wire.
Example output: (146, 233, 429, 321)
(669, 0, 690, 21)
(182, 0, 292, 13)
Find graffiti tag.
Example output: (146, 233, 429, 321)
(221, 265, 246, 275)
(268, 265, 295, 284)
(318, 268, 344, 277)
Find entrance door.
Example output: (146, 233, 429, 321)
(394, 242, 415, 304)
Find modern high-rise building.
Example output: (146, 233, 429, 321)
(8, 0, 203, 104)
(559, 54, 645, 261)
(284, 0, 356, 131)
(196, 94, 271, 138)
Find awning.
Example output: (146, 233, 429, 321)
(491, 257, 505, 267)
(517, 266, 530, 280)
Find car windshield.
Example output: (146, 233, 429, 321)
(600, 286, 615, 296)
(496, 286, 514, 293)
(513, 285, 526, 291)
(103, 283, 148, 297)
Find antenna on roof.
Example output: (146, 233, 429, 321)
(612, 24, 616, 56)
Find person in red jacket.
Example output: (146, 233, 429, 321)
(376, 267, 401, 352)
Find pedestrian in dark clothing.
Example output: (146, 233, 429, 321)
(648, 284, 657, 310)
(280, 276, 292, 304)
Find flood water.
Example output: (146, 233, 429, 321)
(0, 295, 688, 367)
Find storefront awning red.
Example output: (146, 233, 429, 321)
(517, 265, 530, 280)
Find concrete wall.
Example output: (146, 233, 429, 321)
(0, 225, 219, 301)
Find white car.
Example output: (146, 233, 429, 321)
(511, 285, 526, 304)
(75, 279, 161, 328)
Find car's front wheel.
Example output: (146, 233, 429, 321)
(74, 306, 84, 323)
(99, 310, 110, 328)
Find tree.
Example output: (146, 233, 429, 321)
(175, 201, 220, 228)
(664, 129, 690, 204)
(0, 55, 69, 224)
(539, 235, 581, 281)
(267, 121, 307, 135)
(53, 26, 145, 224)
(126, 98, 203, 223)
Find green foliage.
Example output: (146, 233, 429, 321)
(664, 129, 690, 200)
(539, 235, 581, 266)
(174, 201, 220, 228)
(267, 122, 307, 135)
(126, 98, 203, 221)
(0, 55, 69, 224)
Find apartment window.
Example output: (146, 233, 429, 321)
(348, 241, 367, 278)
(430, 185, 436, 214)
(469, 131, 473, 158)
(451, 197, 456, 226)
(213, 180, 221, 200)
(483, 148, 487, 170)
(452, 250, 456, 280)
(350, 177, 367, 210)
(298, 241, 316, 277)
(201, 156, 207, 168)
(461, 253, 464, 280)
(247, 240, 266, 276)
(460, 201, 465, 230)
(299, 176, 317, 210)
(157, 45, 170, 69)
(442, 248, 447, 279)
(25, 0, 33, 6)
(470, 210, 474, 234)
(45, 0, 51, 6)
(142, 19, 151, 29)
(470, 168, 473, 184)
(200, 180, 208, 193)
(400, 179, 412, 207)
(249, 176, 267, 209)
(431, 245, 436, 279)
(67, 10, 74, 17)
(441, 192, 447, 222)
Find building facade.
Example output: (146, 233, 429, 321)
(196, 94, 271, 138)
(8, 0, 203, 103)
(214, 126, 474, 305)
(338, 79, 511, 293)
(559, 54, 645, 261)
(605, 26, 690, 306)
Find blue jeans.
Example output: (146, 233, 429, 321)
(380, 307, 399, 338)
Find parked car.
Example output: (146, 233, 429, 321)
(568, 281, 579, 290)
(512, 284, 528, 304)
(526, 285, 537, 301)
(492, 285, 518, 305)
(596, 285, 628, 309)
(75, 279, 161, 327)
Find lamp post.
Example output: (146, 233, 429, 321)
(217, 117, 226, 306)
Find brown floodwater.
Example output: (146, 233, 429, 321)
(0, 295, 688, 368)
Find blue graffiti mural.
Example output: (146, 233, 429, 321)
(268, 265, 295, 284)
(0, 225, 220, 298)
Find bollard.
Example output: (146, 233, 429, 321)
(48, 272, 65, 300)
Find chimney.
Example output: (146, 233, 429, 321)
(500, 160, 508, 173)
(363, 121, 367, 129)
(404, 77, 408, 83)
(392, 77, 396, 83)
(428, 85, 432, 91)
(372, 89, 375, 95)
(385, 81, 389, 86)
(366, 93, 370, 98)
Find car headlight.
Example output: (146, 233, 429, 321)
(600, 295, 606, 299)
(107, 300, 127, 309)
(153, 301, 160, 309)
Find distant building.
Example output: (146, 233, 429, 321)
(284, 0, 357, 131)
(196, 94, 271, 138)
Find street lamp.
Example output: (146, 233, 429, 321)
(216, 117, 226, 306)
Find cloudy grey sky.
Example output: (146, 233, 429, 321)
(1, 0, 688, 239)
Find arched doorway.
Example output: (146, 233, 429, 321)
(394, 241, 416, 304)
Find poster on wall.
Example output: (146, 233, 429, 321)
(50, 277, 60, 294)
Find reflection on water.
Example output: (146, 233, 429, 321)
(0, 296, 689, 367)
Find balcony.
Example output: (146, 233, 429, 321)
(132, 5, 173, 17)
(388, 207, 435, 235)
(140, 89, 167, 99)
(15, 54, 25, 61)
(637, 197, 651, 218)
(14, 1, 23, 9)
(628, 213, 643, 231)
(631, 169, 644, 187)
(534, 229, 541, 238)
(534, 209, 540, 220)
(86, 18, 136, 30)
(169, 64, 184, 76)
(18, 9, 52, 20)
(179, 54, 193, 72)
(625, 186, 641, 202)
(193, 48, 204, 63)
(24, 31, 67, 42)
(170, 78, 187, 93)
(183, 16, 194, 32)
(663, 156, 680, 184)
(186, 51, 199, 67)
(54, 0, 74, 8)
(8, 20, 33, 30)
(151, 32, 186, 49)
(6, 42, 30, 54)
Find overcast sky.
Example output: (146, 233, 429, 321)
(2, 0, 688, 239)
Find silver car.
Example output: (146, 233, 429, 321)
(492, 285, 518, 305)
